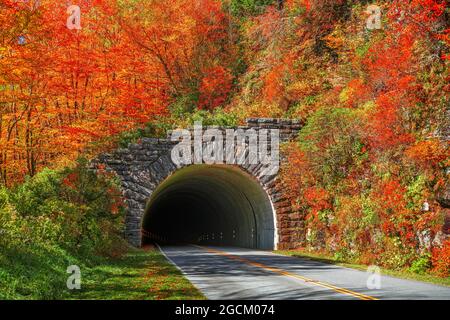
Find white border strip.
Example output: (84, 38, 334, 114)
(154, 243, 204, 295)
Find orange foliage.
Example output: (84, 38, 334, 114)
(0, 0, 233, 185)
(303, 186, 331, 224)
(366, 93, 414, 150)
(406, 140, 449, 168)
(263, 64, 286, 103)
(344, 79, 371, 108)
(431, 240, 450, 277)
(199, 66, 233, 110)
(280, 144, 311, 199)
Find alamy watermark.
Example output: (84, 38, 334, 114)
(67, 5, 82, 30)
(366, 265, 381, 290)
(14, 1, 82, 30)
(171, 122, 280, 176)
(366, 5, 382, 30)
(67, 265, 81, 290)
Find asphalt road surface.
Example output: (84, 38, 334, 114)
(159, 245, 450, 300)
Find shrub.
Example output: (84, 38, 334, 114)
(229, 0, 276, 17)
(0, 159, 127, 299)
(118, 118, 173, 148)
(409, 254, 432, 274)
(187, 108, 239, 127)
(298, 107, 366, 185)
(431, 240, 450, 277)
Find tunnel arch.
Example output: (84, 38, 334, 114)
(94, 118, 303, 250)
(141, 165, 278, 249)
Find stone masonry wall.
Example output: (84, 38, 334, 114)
(92, 118, 303, 249)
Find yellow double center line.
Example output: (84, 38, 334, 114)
(194, 245, 378, 301)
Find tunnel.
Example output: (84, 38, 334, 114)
(141, 165, 277, 249)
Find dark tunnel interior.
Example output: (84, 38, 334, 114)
(141, 165, 277, 249)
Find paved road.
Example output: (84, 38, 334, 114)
(159, 245, 450, 300)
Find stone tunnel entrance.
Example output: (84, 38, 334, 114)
(94, 118, 303, 250)
(141, 165, 277, 249)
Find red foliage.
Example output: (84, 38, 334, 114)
(263, 64, 286, 103)
(62, 173, 78, 189)
(275, 0, 447, 273)
(366, 93, 414, 150)
(304, 186, 331, 227)
(304, 187, 331, 211)
(405, 140, 449, 168)
(199, 66, 233, 110)
(0, 0, 233, 185)
(344, 79, 371, 108)
(431, 240, 450, 277)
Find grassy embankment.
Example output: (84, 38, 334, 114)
(0, 160, 203, 300)
(72, 246, 204, 300)
(0, 242, 204, 300)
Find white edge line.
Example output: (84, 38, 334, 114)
(155, 243, 206, 298)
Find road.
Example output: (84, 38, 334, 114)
(159, 245, 450, 300)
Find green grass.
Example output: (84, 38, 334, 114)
(0, 241, 204, 300)
(276, 250, 450, 287)
(0, 241, 90, 300)
(71, 247, 205, 300)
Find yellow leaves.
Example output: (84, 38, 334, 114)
(181, 16, 197, 30)
(405, 140, 449, 167)
(323, 28, 346, 52)
(287, 79, 320, 99)
(160, 34, 179, 43)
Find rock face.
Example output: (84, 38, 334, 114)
(435, 164, 450, 236)
(437, 182, 450, 209)
(437, 178, 450, 236)
(92, 118, 303, 249)
(443, 209, 450, 236)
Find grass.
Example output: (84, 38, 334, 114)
(71, 246, 205, 300)
(275, 249, 450, 287)
(0, 241, 90, 300)
(0, 241, 204, 300)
